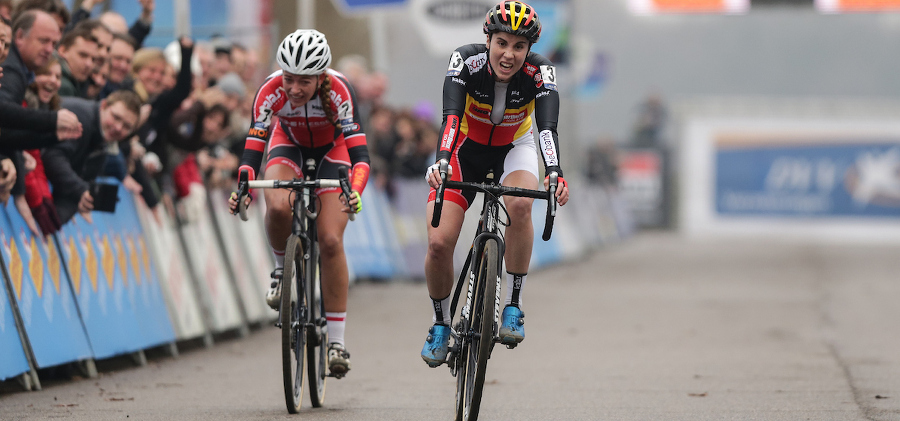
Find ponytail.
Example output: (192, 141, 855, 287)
(318, 74, 342, 130)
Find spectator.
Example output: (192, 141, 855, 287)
(10, 0, 69, 33)
(0, 154, 14, 204)
(213, 71, 245, 112)
(72, 0, 155, 49)
(207, 35, 232, 87)
(57, 28, 99, 97)
(630, 93, 667, 149)
(20, 54, 63, 236)
(99, 32, 135, 98)
(0, 0, 11, 20)
(0, 15, 10, 78)
(131, 47, 167, 101)
(72, 20, 112, 99)
(1, 11, 81, 190)
(43, 90, 142, 223)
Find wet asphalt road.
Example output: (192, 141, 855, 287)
(1, 232, 899, 420)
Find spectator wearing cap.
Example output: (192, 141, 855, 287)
(214, 71, 245, 112)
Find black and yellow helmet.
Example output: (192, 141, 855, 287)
(483, 1, 542, 44)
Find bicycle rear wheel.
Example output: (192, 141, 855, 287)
(281, 234, 307, 414)
(307, 243, 327, 407)
(456, 239, 499, 421)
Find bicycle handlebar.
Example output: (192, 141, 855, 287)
(236, 173, 355, 222)
(430, 159, 558, 241)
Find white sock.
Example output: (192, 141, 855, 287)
(326, 312, 346, 346)
(431, 295, 452, 325)
(273, 248, 285, 269)
(505, 272, 526, 307)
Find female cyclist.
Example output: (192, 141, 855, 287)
(229, 29, 369, 377)
(421, 0, 570, 367)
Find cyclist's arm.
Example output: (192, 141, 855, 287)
(238, 75, 284, 182)
(331, 72, 370, 195)
(436, 47, 472, 165)
(532, 56, 564, 179)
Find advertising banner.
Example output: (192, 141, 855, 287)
(0, 210, 34, 381)
(1, 202, 93, 368)
(618, 149, 666, 227)
(817, 0, 900, 13)
(101, 188, 176, 347)
(629, 0, 749, 15)
(681, 118, 900, 241)
(178, 188, 244, 332)
(134, 198, 207, 340)
(208, 189, 269, 323)
(232, 199, 275, 315)
(717, 142, 900, 218)
(344, 188, 406, 279)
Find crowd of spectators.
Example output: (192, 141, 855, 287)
(0, 0, 440, 240)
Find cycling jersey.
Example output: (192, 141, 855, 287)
(438, 43, 563, 178)
(239, 69, 370, 193)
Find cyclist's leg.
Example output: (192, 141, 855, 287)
(316, 190, 353, 374)
(262, 132, 305, 307)
(421, 199, 465, 366)
(498, 136, 539, 344)
(315, 145, 354, 374)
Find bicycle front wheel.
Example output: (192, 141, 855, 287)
(307, 248, 327, 407)
(281, 234, 307, 414)
(457, 238, 500, 421)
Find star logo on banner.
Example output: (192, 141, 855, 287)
(848, 148, 900, 206)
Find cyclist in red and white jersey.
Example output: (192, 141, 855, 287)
(229, 29, 369, 377)
(421, 0, 570, 367)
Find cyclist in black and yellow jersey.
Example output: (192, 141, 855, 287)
(421, 0, 569, 367)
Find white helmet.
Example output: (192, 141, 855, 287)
(276, 29, 332, 75)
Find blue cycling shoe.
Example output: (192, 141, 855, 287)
(421, 324, 450, 367)
(499, 305, 525, 345)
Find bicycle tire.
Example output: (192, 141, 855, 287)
(307, 243, 327, 407)
(457, 238, 499, 421)
(281, 234, 306, 414)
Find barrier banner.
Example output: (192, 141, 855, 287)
(134, 198, 207, 340)
(389, 179, 429, 280)
(344, 188, 406, 279)
(232, 197, 275, 315)
(177, 187, 244, 332)
(100, 188, 175, 347)
(208, 189, 268, 323)
(0, 209, 32, 381)
(58, 212, 147, 359)
(1, 202, 93, 368)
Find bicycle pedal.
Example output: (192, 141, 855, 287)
(505, 343, 518, 350)
(327, 372, 345, 379)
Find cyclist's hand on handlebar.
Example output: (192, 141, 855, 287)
(229, 191, 252, 215)
(340, 190, 362, 214)
(544, 175, 569, 206)
(424, 161, 452, 189)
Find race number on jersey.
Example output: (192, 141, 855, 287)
(447, 51, 464, 76)
(539, 65, 558, 91)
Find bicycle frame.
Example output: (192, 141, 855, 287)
(430, 160, 558, 421)
(237, 162, 354, 413)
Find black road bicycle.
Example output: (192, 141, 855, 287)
(431, 160, 558, 421)
(237, 160, 355, 414)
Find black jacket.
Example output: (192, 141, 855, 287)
(42, 98, 109, 223)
